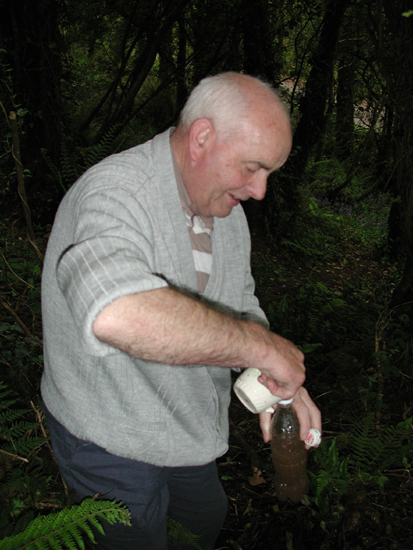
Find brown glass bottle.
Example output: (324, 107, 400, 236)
(271, 398, 309, 503)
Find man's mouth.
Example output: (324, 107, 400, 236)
(228, 193, 241, 205)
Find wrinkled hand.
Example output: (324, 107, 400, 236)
(259, 387, 322, 449)
(252, 331, 306, 400)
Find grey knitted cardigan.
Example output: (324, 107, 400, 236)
(41, 129, 267, 467)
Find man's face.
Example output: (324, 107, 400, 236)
(186, 105, 292, 218)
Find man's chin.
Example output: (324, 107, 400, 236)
(214, 205, 239, 218)
(228, 193, 241, 207)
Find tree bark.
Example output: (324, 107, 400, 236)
(9, 112, 43, 266)
(290, 0, 349, 183)
(0, 0, 63, 169)
(265, 0, 349, 236)
(336, 53, 355, 160)
(373, 1, 413, 307)
(242, 0, 274, 82)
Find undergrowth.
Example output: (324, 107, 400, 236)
(246, 174, 413, 548)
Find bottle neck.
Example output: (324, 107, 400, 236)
(278, 397, 294, 406)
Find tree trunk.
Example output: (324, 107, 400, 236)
(374, 1, 413, 308)
(290, 0, 349, 183)
(176, 17, 188, 108)
(0, 0, 63, 179)
(336, 53, 355, 160)
(265, 0, 349, 237)
(242, 0, 274, 83)
(241, 0, 277, 227)
(9, 111, 43, 265)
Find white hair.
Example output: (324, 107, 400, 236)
(180, 72, 280, 141)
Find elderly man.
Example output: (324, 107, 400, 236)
(41, 72, 321, 550)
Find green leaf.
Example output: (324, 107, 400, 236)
(0, 499, 131, 550)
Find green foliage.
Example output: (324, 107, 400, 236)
(0, 323, 43, 394)
(42, 124, 125, 194)
(0, 223, 43, 394)
(80, 125, 124, 172)
(267, 276, 356, 351)
(307, 416, 412, 548)
(311, 415, 413, 518)
(0, 380, 202, 550)
(167, 518, 203, 550)
(0, 498, 131, 550)
(377, 310, 413, 380)
(349, 414, 413, 479)
(310, 439, 351, 514)
(0, 381, 50, 537)
(0, 381, 45, 460)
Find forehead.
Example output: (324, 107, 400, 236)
(231, 109, 292, 170)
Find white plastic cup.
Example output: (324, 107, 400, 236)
(233, 368, 283, 414)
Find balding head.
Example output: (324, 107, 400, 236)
(171, 72, 292, 218)
(179, 72, 289, 143)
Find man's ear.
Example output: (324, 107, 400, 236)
(188, 118, 215, 162)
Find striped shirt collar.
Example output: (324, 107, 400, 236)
(171, 151, 214, 233)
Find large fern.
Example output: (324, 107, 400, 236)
(81, 125, 123, 171)
(41, 124, 124, 196)
(312, 415, 413, 514)
(348, 414, 413, 477)
(0, 498, 131, 550)
(40, 149, 67, 194)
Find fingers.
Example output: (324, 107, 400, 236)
(293, 387, 322, 448)
(251, 329, 321, 447)
(259, 387, 322, 449)
(259, 411, 272, 443)
(256, 335, 306, 399)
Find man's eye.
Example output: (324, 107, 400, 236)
(246, 165, 258, 173)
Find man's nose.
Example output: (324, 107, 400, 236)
(248, 174, 267, 201)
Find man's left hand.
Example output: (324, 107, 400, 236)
(259, 386, 322, 449)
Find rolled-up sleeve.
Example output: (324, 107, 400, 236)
(56, 184, 168, 356)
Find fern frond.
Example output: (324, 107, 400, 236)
(1, 419, 35, 439)
(349, 415, 413, 474)
(0, 467, 49, 500)
(315, 470, 334, 495)
(82, 125, 121, 170)
(167, 518, 203, 550)
(41, 149, 66, 194)
(0, 382, 46, 463)
(0, 383, 18, 409)
(0, 410, 31, 425)
(1, 437, 47, 463)
(0, 499, 131, 550)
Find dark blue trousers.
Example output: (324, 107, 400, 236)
(44, 407, 228, 549)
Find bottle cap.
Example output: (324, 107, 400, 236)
(305, 429, 322, 447)
(278, 397, 294, 405)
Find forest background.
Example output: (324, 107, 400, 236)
(0, 0, 413, 549)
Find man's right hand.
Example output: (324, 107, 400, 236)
(242, 322, 306, 400)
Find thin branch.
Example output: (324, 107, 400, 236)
(30, 401, 56, 459)
(0, 448, 29, 463)
(0, 248, 35, 288)
(29, 401, 69, 497)
(0, 299, 42, 345)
